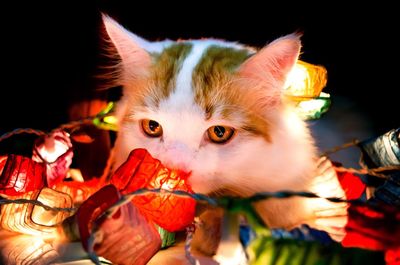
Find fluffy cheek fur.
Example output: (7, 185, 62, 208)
(190, 109, 317, 195)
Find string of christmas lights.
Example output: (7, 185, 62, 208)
(0, 128, 45, 142)
(0, 186, 394, 221)
(0, 102, 115, 145)
(334, 164, 400, 179)
(2, 176, 397, 264)
(0, 197, 75, 212)
(81, 187, 394, 265)
(321, 139, 361, 156)
(321, 137, 400, 179)
(2, 184, 395, 264)
(0, 96, 399, 264)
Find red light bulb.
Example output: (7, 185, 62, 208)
(110, 149, 196, 232)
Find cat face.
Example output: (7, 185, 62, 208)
(104, 16, 316, 195)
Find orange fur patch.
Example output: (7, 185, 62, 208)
(193, 46, 272, 141)
(146, 43, 193, 106)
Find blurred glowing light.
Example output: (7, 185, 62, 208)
(284, 60, 330, 119)
(296, 92, 331, 119)
(0, 187, 73, 238)
(285, 60, 327, 99)
(93, 102, 118, 131)
(0, 232, 59, 264)
(32, 130, 73, 187)
(103, 115, 118, 126)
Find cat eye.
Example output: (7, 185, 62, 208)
(207, 125, 235, 144)
(141, 119, 163, 137)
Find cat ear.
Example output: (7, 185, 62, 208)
(236, 33, 301, 109)
(102, 14, 151, 80)
(238, 33, 301, 87)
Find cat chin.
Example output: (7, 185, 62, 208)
(187, 175, 220, 195)
(190, 185, 215, 195)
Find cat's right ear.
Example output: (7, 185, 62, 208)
(102, 14, 151, 81)
(236, 33, 301, 109)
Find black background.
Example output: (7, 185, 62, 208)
(0, 1, 398, 136)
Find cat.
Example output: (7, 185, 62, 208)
(101, 15, 348, 263)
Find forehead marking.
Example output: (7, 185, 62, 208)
(147, 43, 193, 106)
(171, 42, 216, 105)
(192, 45, 250, 115)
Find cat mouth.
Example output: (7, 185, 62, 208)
(207, 188, 240, 197)
(207, 189, 224, 197)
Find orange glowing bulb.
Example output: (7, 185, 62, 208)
(284, 60, 327, 100)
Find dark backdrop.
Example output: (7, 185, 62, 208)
(1, 2, 398, 136)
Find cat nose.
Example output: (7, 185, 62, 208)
(161, 142, 194, 171)
(164, 141, 195, 154)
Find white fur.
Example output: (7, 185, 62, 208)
(171, 42, 211, 106)
(165, 39, 250, 111)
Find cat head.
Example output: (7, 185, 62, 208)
(103, 15, 317, 195)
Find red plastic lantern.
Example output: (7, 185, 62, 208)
(76, 185, 161, 265)
(76, 185, 121, 251)
(0, 231, 59, 264)
(32, 130, 73, 187)
(0, 187, 73, 237)
(335, 165, 366, 200)
(93, 194, 161, 265)
(110, 149, 196, 232)
(0, 155, 7, 175)
(0, 154, 46, 196)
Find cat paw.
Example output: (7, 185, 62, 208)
(306, 157, 349, 241)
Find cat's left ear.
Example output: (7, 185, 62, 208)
(238, 33, 301, 88)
